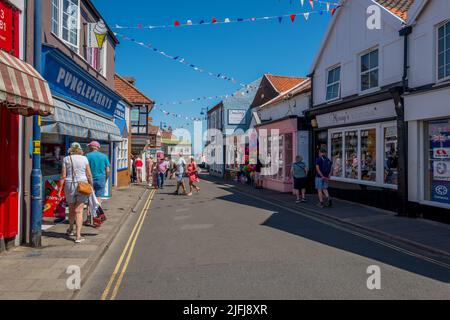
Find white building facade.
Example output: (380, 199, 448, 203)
(404, 0, 450, 222)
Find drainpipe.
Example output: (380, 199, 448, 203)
(31, 0, 43, 247)
(392, 25, 413, 217)
(307, 71, 315, 193)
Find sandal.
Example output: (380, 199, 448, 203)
(66, 228, 75, 237)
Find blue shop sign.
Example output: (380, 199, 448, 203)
(42, 45, 120, 118)
(115, 100, 126, 120)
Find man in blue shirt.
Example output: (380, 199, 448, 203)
(315, 148, 332, 208)
(86, 141, 110, 200)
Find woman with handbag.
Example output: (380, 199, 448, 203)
(60, 142, 94, 244)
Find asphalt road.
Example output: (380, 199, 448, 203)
(77, 175, 450, 300)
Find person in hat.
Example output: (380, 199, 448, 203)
(86, 141, 110, 204)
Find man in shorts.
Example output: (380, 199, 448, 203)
(315, 148, 332, 208)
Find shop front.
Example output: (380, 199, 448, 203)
(405, 87, 450, 223)
(314, 100, 400, 211)
(40, 45, 122, 206)
(113, 100, 131, 188)
(0, 0, 54, 248)
(256, 116, 299, 193)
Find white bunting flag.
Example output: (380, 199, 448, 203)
(303, 12, 310, 20)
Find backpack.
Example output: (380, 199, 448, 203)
(321, 156, 332, 177)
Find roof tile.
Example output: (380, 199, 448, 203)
(375, 0, 415, 20)
(265, 75, 308, 93)
(114, 74, 154, 105)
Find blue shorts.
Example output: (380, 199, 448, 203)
(93, 177, 106, 197)
(315, 177, 329, 190)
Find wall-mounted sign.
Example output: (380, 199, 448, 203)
(433, 161, 450, 181)
(42, 45, 120, 118)
(0, 1, 14, 53)
(115, 101, 126, 120)
(316, 101, 396, 128)
(87, 20, 107, 48)
(228, 109, 246, 125)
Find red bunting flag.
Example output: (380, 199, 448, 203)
(309, 0, 314, 9)
(137, 24, 143, 28)
(331, 8, 337, 15)
(174, 20, 181, 26)
(290, 14, 297, 22)
(212, 17, 218, 24)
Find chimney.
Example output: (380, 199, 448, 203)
(123, 77, 136, 86)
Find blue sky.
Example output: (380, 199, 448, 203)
(92, 0, 332, 135)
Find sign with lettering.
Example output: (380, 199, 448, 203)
(0, 1, 14, 53)
(228, 109, 246, 125)
(42, 45, 120, 118)
(316, 101, 396, 128)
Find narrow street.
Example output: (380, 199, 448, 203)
(78, 175, 450, 300)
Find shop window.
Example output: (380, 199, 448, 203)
(361, 129, 376, 182)
(344, 131, 358, 179)
(437, 21, 450, 80)
(131, 105, 149, 135)
(426, 119, 450, 205)
(360, 49, 379, 92)
(326, 66, 341, 101)
(284, 133, 293, 181)
(384, 126, 398, 185)
(41, 134, 65, 178)
(52, 0, 80, 53)
(331, 132, 343, 177)
(117, 138, 128, 170)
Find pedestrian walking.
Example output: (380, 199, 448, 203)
(174, 153, 187, 195)
(187, 156, 200, 196)
(59, 142, 93, 244)
(130, 155, 135, 183)
(156, 157, 169, 189)
(291, 155, 308, 203)
(86, 141, 110, 201)
(169, 158, 176, 179)
(135, 155, 143, 183)
(315, 148, 333, 208)
(145, 154, 154, 187)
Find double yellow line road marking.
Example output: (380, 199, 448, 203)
(101, 189, 156, 300)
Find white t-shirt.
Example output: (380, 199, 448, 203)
(176, 157, 186, 174)
(63, 155, 89, 182)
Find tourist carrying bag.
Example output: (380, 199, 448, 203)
(70, 155, 93, 196)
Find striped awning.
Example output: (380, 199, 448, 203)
(0, 50, 54, 116)
(41, 98, 122, 142)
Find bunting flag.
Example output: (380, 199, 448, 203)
(114, 32, 255, 88)
(113, 4, 341, 31)
(155, 107, 203, 121)
(309, 0, 314, 9)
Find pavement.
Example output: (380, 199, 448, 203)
(207, 174, 450, 259)
(0, 184, 148, 300)
(77, 174, 450, 300)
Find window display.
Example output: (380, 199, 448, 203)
(384, 126, 398, 185)
(361, 129, 376, 182)
(427, 119, 450, 205)
(42, 134, 65, 177)
(345, 131, 358, 179)
(331, 132, 343, 177)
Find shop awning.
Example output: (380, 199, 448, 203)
(41, 98, 122, 142)
(0, 50, 54, 116)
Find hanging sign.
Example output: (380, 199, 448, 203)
(87, 20, 108, 48)
(228, 109, 247, 125)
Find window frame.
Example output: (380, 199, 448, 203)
(327, 121, 398, 189)
(51, 0, 81, 53)
(436, 20, 450, 83)
(326, 65, 342, 102)
(131, 104, 149, 136)
(359, 47, 380, 94)
(116, 138, 128, 170)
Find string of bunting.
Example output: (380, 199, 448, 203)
(115, 32, 253, 88)
(156, 107, 203, 121)
(113, 1, 340, 30)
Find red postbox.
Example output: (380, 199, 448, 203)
(0, 191, 18, 239)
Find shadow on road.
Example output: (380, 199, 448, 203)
(201, 174, 450, 284)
